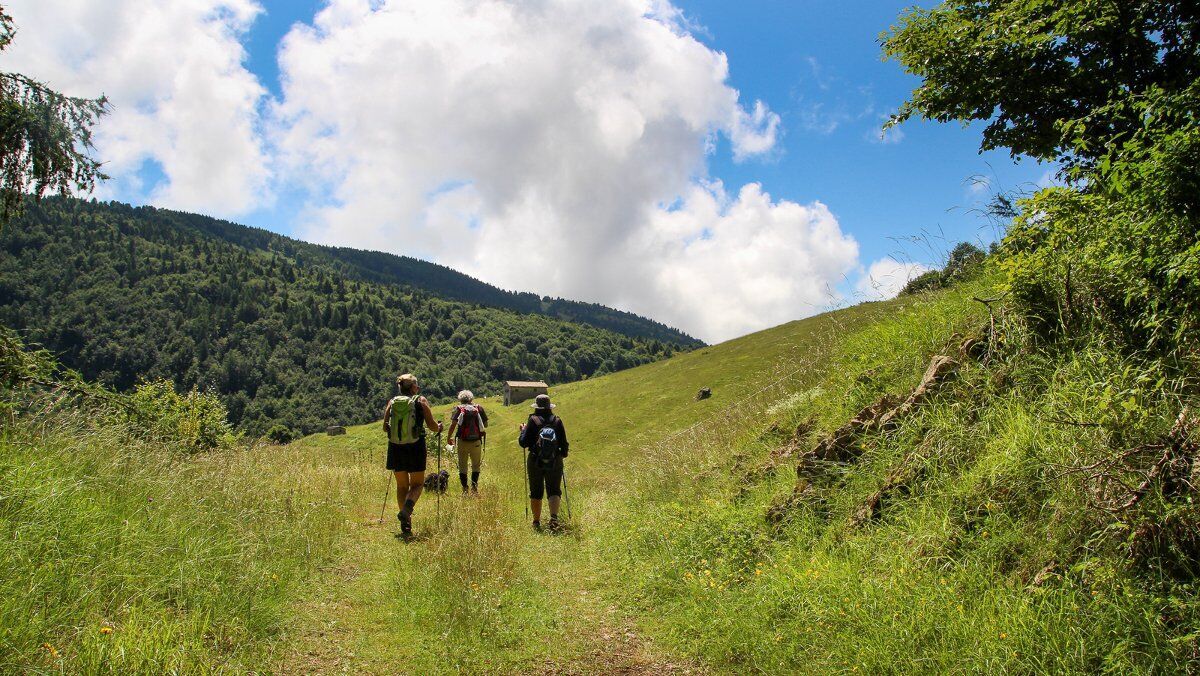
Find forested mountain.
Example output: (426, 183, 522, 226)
(88, 199, 701, 346)
(0, 197, 691, 436)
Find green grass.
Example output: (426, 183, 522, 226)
(0, 408, 355, 673)
(4, 271, 1197, 673)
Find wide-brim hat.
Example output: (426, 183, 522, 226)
(531, 394, 556, 409)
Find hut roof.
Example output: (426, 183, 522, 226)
(505, 380, 548, 388)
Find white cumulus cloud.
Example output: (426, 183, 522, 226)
(271, 0, 848, 342)
(6, 0, 880, 343)
(2, 0, 271, 216)
(855, 257, 931, 301)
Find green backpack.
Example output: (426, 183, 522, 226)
(388, 395, 424, 444)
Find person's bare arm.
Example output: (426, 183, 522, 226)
(420, 397, 443, 434)
(446, 409, 458, 445)
(382, 398, 393, 434)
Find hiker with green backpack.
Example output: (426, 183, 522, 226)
(518, 393, 569, 532)
(446, 390, 488, 494)
(383, 373, 443, 537)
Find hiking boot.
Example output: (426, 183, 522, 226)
(397, 510, 412, 534)
(470, 485, 479, 495)
(532, 520, 542, 532)
(548, 516, 561, 533)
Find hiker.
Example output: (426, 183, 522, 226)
(519, 393, 569, 532)
(383, 373, 442, 536)
(446, 389, 488, 493)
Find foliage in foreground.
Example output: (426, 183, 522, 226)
(884, 0, 1200, 357)
(0, 335, 350, 672)
(596, 273, 1199, 672)
(0, 5, 108, 224)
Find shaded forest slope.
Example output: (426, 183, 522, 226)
(0, 197, 692, 436)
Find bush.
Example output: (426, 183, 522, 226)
(128, 379, 236, 452)
(265, 424, 297, 444)
(900, 242, 986, 296)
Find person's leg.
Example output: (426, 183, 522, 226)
(395, 470, 413, 533)
(394, 471, 409, 510)
(546, 460, 563, 528)
(457, 441, 469, 491)
(467, 439, 482, 491)
(528, 455, 544, 527)
(405, 471, 425, 511)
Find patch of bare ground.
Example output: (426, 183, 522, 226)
(535, 604, 706, 676)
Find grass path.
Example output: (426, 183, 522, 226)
(271, 303, 892, 674)
(272, 426, 704, 674)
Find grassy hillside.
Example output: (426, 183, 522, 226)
(6, 270, 1197, 673)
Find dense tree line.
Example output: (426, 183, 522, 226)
(135, 201, 701, 347)
(0, 197, 689, 437)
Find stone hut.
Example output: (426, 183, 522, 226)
(504, 380, 548, 406)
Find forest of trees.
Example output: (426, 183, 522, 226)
(0, 197, 692, 437)
(122, 201, 702, 347)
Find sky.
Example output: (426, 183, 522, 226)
(3, 0, 1050, 343)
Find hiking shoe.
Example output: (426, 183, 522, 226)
(397, 510, 412, 534)
(470, 485, 479, 495)
(532, 520, 542, 532)
(548, 516, 561, 533)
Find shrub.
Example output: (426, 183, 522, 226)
(900, 242, 986, 296)
(128, 379, 236, 452)
(265, 424, 297, 444)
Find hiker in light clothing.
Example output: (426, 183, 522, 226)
(446, 390, 489, 493)
(383, 373, 442, 537)
(519, 393, 569, 532)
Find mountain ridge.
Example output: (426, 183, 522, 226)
(0, 196, 693, 435)
(143, 200, 702, 347)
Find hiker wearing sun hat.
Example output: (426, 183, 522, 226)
(518, 393, 569, 532)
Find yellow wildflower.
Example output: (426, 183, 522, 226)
(100, 626, 113, 635)
(41, 643, 59, 659)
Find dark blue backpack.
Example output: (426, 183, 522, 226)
(536, 417, 559, 468)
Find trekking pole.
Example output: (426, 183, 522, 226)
(436, 427, 443, 530)
(561, 463, 572, 521)
(522, 446, 530, 520)
(379, 472, 391, 524)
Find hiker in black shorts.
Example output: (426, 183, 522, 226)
(383, 373, 442, 536)
(519, 393, 569, 532)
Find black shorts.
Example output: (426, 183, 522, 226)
(387, 439, 427, 473)
(526, 453, 563, 500)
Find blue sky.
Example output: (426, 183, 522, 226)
(8, 0, 1050, 342)
(234, 0, 1046, 268)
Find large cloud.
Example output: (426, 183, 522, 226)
(270, 0, 859, 342)
(7, 0, 869, 343)
(2, 0, 271, 216)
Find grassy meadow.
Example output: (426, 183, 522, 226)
(4, 270, 1197, 673)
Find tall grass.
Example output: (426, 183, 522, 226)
(0, 400, 353, 672)
(7, 269, 1195, 673)
(588, 272, 1199, 672)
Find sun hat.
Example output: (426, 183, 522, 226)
(531, 393, 556, 409)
